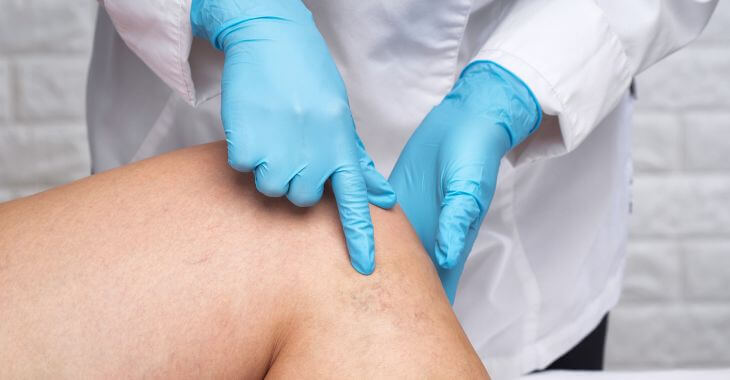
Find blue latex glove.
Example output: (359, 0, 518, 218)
(191, 0, 396, 274)
(389, 61, 541, 302)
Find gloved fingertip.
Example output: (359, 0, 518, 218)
(446, 290, 456, 305)
(350, 245, 375, 275)
(434, 242, 458, 269)
(352, 257, 375, 275)
(378, 181, 398, 209)
(368, 192, 397, 210)
(331, 169, 376, 275)
(363, 168, 397, 209)
(287, 189, 323, 207)
(440, 253, 459, 270)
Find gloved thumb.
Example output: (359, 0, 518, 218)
(434, 189, 482, 269)
(362, 167, 397, 209)
(356, 134, 397, 209)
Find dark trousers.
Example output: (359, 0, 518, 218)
(542, 313, 609, 371)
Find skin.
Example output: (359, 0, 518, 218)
(0, 142, 489, 379)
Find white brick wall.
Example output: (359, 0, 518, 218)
(685, 112, 730, 170)
(0, 0, 96, 54)
(608, 305, 730, 368)
(0, 0, 94, 202)
(0, 0, 728, 371)
(16, 58, 89, 122)
(0, 60, 10, 125)
(606, 0, 730, 369)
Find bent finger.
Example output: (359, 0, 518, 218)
(434, 193, 482, 269)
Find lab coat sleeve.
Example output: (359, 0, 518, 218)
(98, 0, 208, 106)
(469, 0, 717, 166)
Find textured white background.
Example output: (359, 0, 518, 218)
(605, 1, 730, 369)
(0, 0, 728, 370)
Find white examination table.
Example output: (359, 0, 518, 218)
(523, 368, 730, 380)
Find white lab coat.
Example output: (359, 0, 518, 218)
(87, 1, 716, 378)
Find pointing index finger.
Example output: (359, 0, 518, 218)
(331, 167, 376, 275)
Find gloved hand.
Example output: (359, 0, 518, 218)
(389, 61, 541, 302)
(191, 0, 396, 274)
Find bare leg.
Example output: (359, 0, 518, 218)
(0, 142, 487, 379)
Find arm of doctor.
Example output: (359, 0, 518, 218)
(0, 142, 488, 379)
